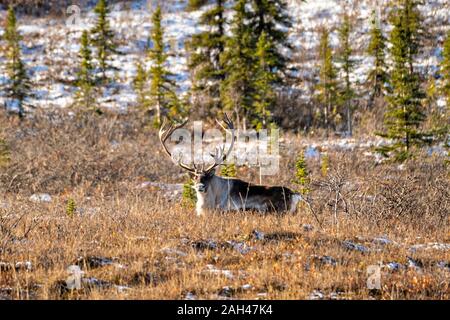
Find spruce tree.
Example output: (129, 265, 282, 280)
(293, 150, 310, 195)
(0, 137, 10, 168)
(188, 0, 227, 114)
(66, 198, 76, 218)
(367, 10, 388, 108)
(220, 0, 293, 128)
(434, 30, 450, 146)
(182, 177, 197, 207)
(425, 74, 447, 143)
(248, 0, 292, 81)
(90, 0, 117, 83)
(132, 61, 148, 112)
(187, 0, 209, 11)
(442, 30, 450, 108)
(321, 153, 329, 177)
(75, 31, 98, 113)
(425, 74, 438, 111)
(253, 32, 278, 129)
(3, 6, 31, 118)
(376, 0, 429, 162)
(220, 163, 237, 177)
(315, 28, 338, 135)
(220, 0, 255, 129)
(337, 14, 356, 136)
(148, 5, 179, 125)
(401, 0, 423, 73)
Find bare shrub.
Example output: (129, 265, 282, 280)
(0, 110, 181, 195)
(0, 209, 40, 256)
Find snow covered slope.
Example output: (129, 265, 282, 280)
(0, 0, 448, 111)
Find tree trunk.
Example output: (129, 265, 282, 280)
(346, 101, 352, 136)
(156, 99, 161, 125)
(325, 96, 330, 138)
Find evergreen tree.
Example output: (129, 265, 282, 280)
(220, 163, 237, 177)
(400, 0, 423, 73)
(442, 30, 450, 108)
(321, 153, 329, 177)
(220, 0, 293, 128)
(220, 0, 255, 129)
(90, 0, 118, 83)
(182, 177, 197, 207)
(337, 14, 356, 136)
(376, 0, 429, 162)
(425, 74, 438, 110)
(187, 0, 209, 11)
(132, 61, 148, 112)
(75, 30, 98, 113)
(66, 198, 76, 218)
(252, 32, 278, 129)
(433, 30, 450, 145)
(367, 10, 389, 108)
(293, 150, 310, 195)
(425, 74, 447, 142)
(148, 5, 179, 125)
(188, 0, 227, 114)
(3, 6, 31, 118)
(315, 28, 338, 135)
(0, 137, 10, 168)
(248, 0, 292, 81)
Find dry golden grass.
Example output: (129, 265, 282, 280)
(0, 111, 449, 300)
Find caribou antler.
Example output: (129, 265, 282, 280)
(159, 114, 235, 174)
(204, 113, 235, 173)
(159, 118, 195, 173)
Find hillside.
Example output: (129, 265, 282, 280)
(0, 0, 448, 112)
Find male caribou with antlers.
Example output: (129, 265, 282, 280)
(159, 114, 302, 216)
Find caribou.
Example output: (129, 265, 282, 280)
(159, 115, 302, 216)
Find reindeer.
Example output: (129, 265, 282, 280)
(159, 115, 302, 216)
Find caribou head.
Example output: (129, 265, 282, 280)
(159, 114, 235, 193)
